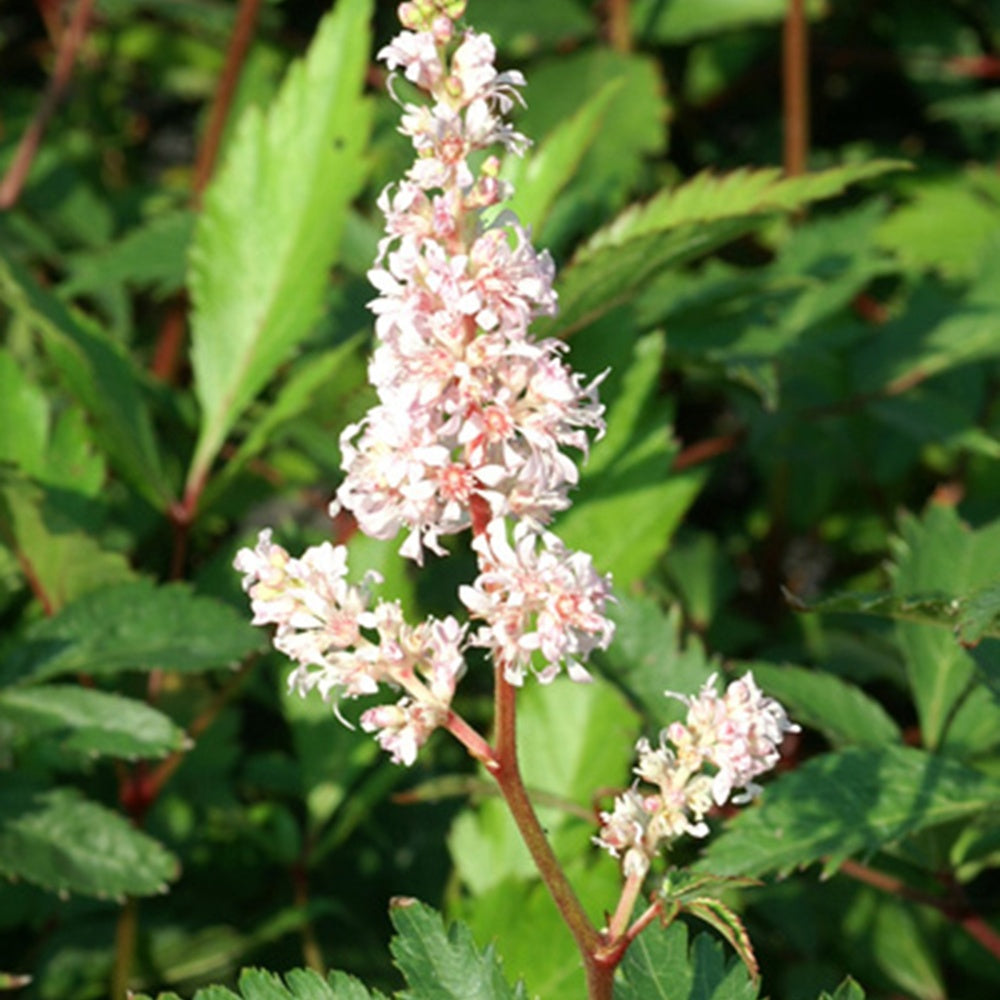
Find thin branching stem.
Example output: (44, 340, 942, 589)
(0, 0, 96, 209)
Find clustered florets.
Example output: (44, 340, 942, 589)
(594, 673, 800, 876)
(235, 0, 614, 766)
(335, 15, 605, 563)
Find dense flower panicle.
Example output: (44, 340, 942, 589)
(595, 672, 798, 875)
(333, 5, 605, 565)
(234, 530, 466, 758)
(236, 1, 615, 768)
(459, 519, 615, 685)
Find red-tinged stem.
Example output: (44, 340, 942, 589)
(191, 0, 264, 203)
(838, 858, 1000, 961)
(0, 0, 96, 209)
(151, 0, 263, 383)
(490, 667, 610, 996)
(607, 871, 645, 941)
(444, 710, 498, 770)
(782, 0, 809, 178)
(606, 0, 632, 53)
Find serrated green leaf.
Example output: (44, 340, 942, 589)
(697, 745, 1000, 878)
(521, 48, 668, 252)
(745, 664, 901, 748)
(633, 0, 827, 43)
(0, 784, 178, 899)
(202, 337, 365, 508)
(557, 332, 707, 585)
(545, 162, 905, 340)
(876, 173, 1000, 279)
(0, 578, 264, 685)
(615, 920, 758, 1000)
(0, 469, 134, 614)
(186, 0, 373, 501)
(0, 251, 171, 509)
(0, 684, 187, 760)
(389, 899, 526, 1000)
(683, 898, 759, 982)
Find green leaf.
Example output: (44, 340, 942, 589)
(876, 172, 1000, 279)
(683, 898, 759, 983)
(0, 252, 171, 509)
(0, 469, 134, 613)
(557, 332, 707, 586)
(819, 978, 866, 1000)
(697, 745, 1000, 878)
(201, 337, 365, 507)
(0, 684, 187, 760)
(521, 48, 669, 251)
(503, 79, 621, 234)
(389, 898, 526, 1000)
(633, 0, 827, 43)
(745, 663, 901, 748)
(596, 596, 718, 728)
(186, 0, 373, 500)
(1, 578, 264, 685)
(62, 209, 195, 299)
(615, 920, 759, 1000)
(0, 784, 178, 899)
(889, 505, 1000, 753)
(545, 161, 905, 340)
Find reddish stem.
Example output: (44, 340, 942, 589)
(782, 0, 809, 178)
(0, 0, 96, 209)
(192, 0, 264, 203)
(838, 858, 1000, 961)
(150, 0, 263, 383)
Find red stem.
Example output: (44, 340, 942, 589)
(0, 0, 96, 209)
(838, 858, 1000, 961)
(782, 0, 809, 177)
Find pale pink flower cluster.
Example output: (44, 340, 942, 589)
(595, 673, 798, 877)
(234, 530, 465, 764)
(460, 520, 614, 685)
(333, 1, 606, 564)
(234, 0, 615, 766)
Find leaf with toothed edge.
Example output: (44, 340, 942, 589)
(186, 0, 374, 500)
(0, 684, 188, 761)
(0, 783, 178, 899)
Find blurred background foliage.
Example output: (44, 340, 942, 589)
(1, 0, 1000, 998)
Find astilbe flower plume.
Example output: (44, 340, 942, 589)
(594, 672, 800, 877)
(235, 0, 614, 764)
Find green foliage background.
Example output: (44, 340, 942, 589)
(2, 0, 1000, 997)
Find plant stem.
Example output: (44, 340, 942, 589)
(490, 667, 613, 997)
(782, 0, 809, 177)
(109, 897, 137, 1000)
(838, 858, 1000, 961)
(0, 0, 96, 209)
